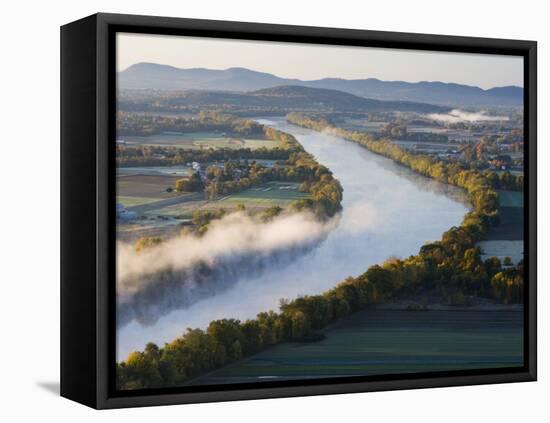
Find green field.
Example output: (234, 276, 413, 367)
(142, 203, 200, 219)
(123, 132, 279, 150)
(117, 196, 163, 208)
(480, 190, 523, 242)
(221, 182, 310, 205)
(187, 310, 523, 386)
(498, 190, 524, 208)
(477, 190, 523, 259)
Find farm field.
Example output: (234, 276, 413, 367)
(498, 190, 524, 208)
(339, 119, 388, 133)
(186, 309, 523, 386)
(116, 219, 186, 243)
(142, 200, 206, 219)
(117, 196, 162, 207)
(116, 178, 310, 241)
(117, 166, 192, 177)
(117, 174, 183, 207)
(483, 190, 523, 241)
(220, 182, 310, 206)
(392, 140, 460, 153)
(478, 190, 524, 262)
(121, 131, 279, 150)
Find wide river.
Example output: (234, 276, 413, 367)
(117, 117, 470, 360)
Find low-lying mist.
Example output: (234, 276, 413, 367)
(427, 109, 509, 123)
(117, 211, 339, 327)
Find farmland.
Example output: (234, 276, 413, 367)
(498, 190, 524, 208)
(117, 170, 202, 240)
(117, 173, 184, 207)
(120, 131, 279, 150)
(220, 182, 309, 205)
(186, 309, 523, 386)
(118, 177, 310, 217)
(478, 190, 524, 263)
(116, 173, 312, 241)
(485, 190, 523, 241)
(117, 166, 192, 177)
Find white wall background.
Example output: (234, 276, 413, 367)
(1, 0, 546, 420)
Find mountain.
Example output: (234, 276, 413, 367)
(119, 63, 523, 107)
(119, 63, 298, 92)
(119, 85, 449, 114)
(304, 79, 523, 107)
(248, 86, 448, 112)
(485, 86, 524, 100)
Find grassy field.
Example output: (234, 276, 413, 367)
(122, 132, 279, 150)
(117, 196, 163, 208)
(117, 166, 192, 177)
(187, 309, 523, 386)
(221, 182, 309, 206)
(142, 203, 203, 219)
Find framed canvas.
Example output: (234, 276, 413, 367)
(60, 13, 537, 409)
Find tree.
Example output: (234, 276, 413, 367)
(135, 236, 162, 253)
(261, 205, 283, 222)
(290, 311, 310, 340)
(207, 319, 244, 356)
(175, 172, 203, 192)
(230, 340, 243, 361)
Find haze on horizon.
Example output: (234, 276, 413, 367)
(117, 32, 523, 90)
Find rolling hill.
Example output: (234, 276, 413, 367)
(118, 85, 450, 114)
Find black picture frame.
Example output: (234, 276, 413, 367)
(61, 12, 537, 409)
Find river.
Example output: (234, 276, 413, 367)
(117, 117, 470, 360)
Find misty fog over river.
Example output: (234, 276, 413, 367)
(117, 117, 470, 360)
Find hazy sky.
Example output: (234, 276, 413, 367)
(117, 33, 523, 89)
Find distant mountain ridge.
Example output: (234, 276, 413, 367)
(118, 85, 449, 114)
(119, 63, 523, 107)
